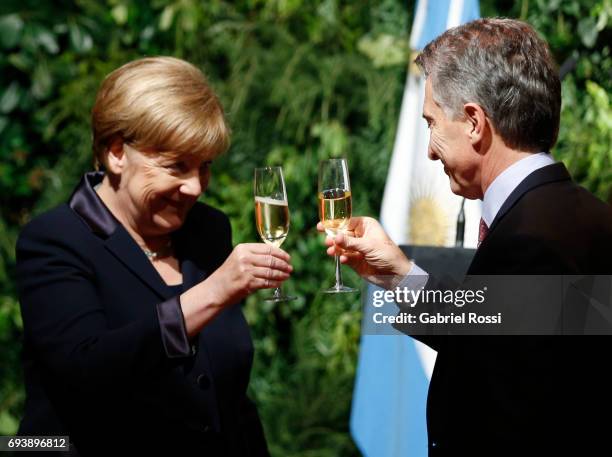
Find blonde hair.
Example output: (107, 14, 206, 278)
(91, 56, 230, 169)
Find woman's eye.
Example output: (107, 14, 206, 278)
(167, 162, 187, 172)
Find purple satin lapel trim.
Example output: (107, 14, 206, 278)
(156, 296, 194, 358)
(68, 172, 119, 237)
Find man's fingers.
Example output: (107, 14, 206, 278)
(334, 233, 366, 253)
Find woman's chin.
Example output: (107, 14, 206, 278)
(152, 213, 185, 232)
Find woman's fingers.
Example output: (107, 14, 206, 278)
(240, 243, 291, 262)
(250, 253, 293, 272)
(254, 278, 283, 289)
(251, 266, 291, 282)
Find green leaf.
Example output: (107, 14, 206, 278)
(357, 33, 408, 68)
(578, 17, 598, 48)
(0, 82, 21, 114)
(31, 63, 53, 100)
(0, 14, 23, 49)
(159, 5, 175, 31)
(111, 4, 129, 25)
(34, 27, 59, 54)
(68, 22, 93, 53)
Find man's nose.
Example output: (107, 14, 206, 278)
(427, 145, 439, 161)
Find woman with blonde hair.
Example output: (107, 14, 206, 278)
(16, 56, 288, 456)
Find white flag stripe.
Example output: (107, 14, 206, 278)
(409, 0, 429, 50)
(447, 0, 465, 29)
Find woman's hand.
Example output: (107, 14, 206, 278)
(180, 243, 292, 337)
(317, 217, 413, 289)
(206, 243, 292, 306)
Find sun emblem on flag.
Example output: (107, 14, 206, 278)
(408, 192, 452, 246)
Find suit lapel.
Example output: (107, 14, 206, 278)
(69, 171, 205, 300)
(488, 163, 571, 234)
(104, 228, 173, 299)
(468, 163, 572, 274)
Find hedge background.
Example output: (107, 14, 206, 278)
(1, 1, 610, 455)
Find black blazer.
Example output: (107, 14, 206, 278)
(15, 172, 269, 456)
(408, 164, 612, 455)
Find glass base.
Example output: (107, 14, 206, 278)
(323, 284, 358, 294)
(264, 294, 298, 302)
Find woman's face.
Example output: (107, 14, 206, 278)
(116, 143, 211, 236)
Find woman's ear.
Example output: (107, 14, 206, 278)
(104, 137, 125, 174)
(463, 103, 487, 146)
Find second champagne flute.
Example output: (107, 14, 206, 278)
(318, 158, 358, 294)
(254, 166, 296, 302)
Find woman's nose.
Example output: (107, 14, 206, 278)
(180, 172, 202, 197)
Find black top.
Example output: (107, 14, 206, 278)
(15, 172, 270, 456)
(167, 283, 183, 296)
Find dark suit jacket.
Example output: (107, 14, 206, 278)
(408, 163, 612, 455)
(15, 172, 269, 456)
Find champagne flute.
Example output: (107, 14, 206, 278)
(318, 158, 358, 294)
(254, 166, 296, 302)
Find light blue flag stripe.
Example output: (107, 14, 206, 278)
(414, 0, 452, 51)
(350, 1, 480, 456)
(350, 284, 429, 457)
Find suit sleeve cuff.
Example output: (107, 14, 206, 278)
(156, 296, 197, 358)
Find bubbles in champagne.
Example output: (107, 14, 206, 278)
(318, 189, 352, 236)
(255, 196, 290, 247)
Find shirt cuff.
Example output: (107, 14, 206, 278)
(396, 262, 429, 291)
(156, 296, 197, 358)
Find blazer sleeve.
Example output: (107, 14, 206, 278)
(15, 217, 191, 395)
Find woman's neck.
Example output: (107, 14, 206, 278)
(95, 176, 172, 252)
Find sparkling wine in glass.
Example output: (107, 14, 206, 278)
(254, 166, 296, 302)
(318, 158, 358, 294)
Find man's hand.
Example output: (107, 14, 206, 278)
(317, 217, 413, 289)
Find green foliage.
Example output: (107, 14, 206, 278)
(0, 0, 610, 454)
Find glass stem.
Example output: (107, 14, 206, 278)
(273, 286, 282, 298)
(334, 255, 343, 288)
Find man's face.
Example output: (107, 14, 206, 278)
(422, 78, 482, 199)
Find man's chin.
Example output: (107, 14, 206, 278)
(449, 181, 480, 199)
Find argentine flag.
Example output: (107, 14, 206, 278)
(350, 1, 480, 456)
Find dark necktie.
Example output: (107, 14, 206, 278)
(478, 217, 489, 247)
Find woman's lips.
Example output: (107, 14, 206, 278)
(164, 198, 186, 211)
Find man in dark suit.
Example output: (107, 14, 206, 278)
(318, 18, 612, 455)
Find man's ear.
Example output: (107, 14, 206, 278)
(463, 103, 487, 146)
(104, 137, 125, 174)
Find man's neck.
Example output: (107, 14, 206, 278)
(480, 142, 535, 196)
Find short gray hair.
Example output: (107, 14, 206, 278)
(415, 18, 561, 152)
